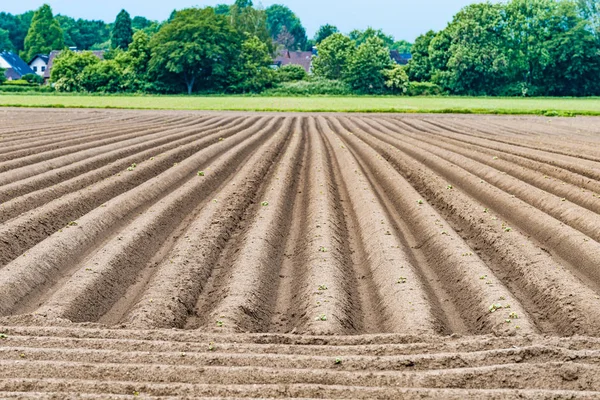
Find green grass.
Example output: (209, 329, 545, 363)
(2, 93, 600, 115)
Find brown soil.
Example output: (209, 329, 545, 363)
(1, 108, 600, 398)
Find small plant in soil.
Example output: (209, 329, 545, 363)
(318, 284, 328, 291)
(67, 221, 78, 227)
(335, 357, 342, 364)
(505, 319, 511, 323)
(489, 303, 503, 313)
(208, 342, 215, 351)
(504, 227, 512, 232)
(509, 312, 518, 319)
(261, 201, 269, 206)
(198, 171, 205, 176)
(483, 208, 489, 213)
(127, 163, 137, 171)
(417, 200, 424, 205)
(0, 334, 7, 339)
(319, 246, 328, 252)
(316, 314, 327, 321)
(216, 320, 224, 327)
(447, 185, 453, 190)
(397, 276, 407, 284)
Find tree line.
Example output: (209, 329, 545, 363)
(408, 0, 600, 96)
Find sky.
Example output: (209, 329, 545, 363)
(1, 0, 491, 42)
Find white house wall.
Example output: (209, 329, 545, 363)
(30, 58, 47, 77)
(0, 56, 10, 69)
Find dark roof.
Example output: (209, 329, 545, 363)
(29, 54, 50, 65)
(274, 50, 313, 73)
(44, 50, 105, 79)
(0, 52, 34, 78)
(390, 50, 412, 65)
(4, 68, 21, 80)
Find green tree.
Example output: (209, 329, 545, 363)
(112, 9, 134, 49)
(50, 50, 100, 91)
(230, 36, 274, 92)
(228, 3, 273, 52)
(265, 5, 307, 50)
(345, 36, 393, 93)
(384, 64, 409, 94)
(275, 64, 307, 82)
(115, 30, 151, 91)
(0, 68, 6, 84)
(349, 28, 394, 47)
(391, 40, 412, 53)
(132, 16, 152, 31)
(0, 11, 33, 52)
(57, 16, 110, 50)
(407, 30, 435, 82)
(23, 4, 64, 61)
(0, 28, 12, 51)
(80, 60, 122, 92)
(314, 24, 338, 44)
(149, 7, 241, 94)
(312, 33, 354, 80)
(215, 4, 231, 15)
(235, 0, 254, 8)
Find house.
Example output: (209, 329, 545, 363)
(273, 50, 313, 73)
(0, 52, 35, 80)
(390, 50, 412, 66)
(43, 49, 105, 82)
(28, 54, 50, 77)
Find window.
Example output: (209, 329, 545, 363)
(33, 66, 37, 72)
(41, 66, 45, 72)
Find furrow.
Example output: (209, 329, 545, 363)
(376, 117, 600, 216)
(317, 116, 440, 335)
(189, 119, 304, 333)
(343, 116, 600, 335)
(0, 360, 599, 391)
(0, 116, 222, 185)
(20, 117, 284, 323)
(117, 117, 297, 329)
(331, 117, 538, 336)
(0, 116, 254, 268)
(0, 117, 277, 317)
(0, 115, 231, 204)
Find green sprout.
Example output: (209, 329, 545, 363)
(216, 320, 223, 327)
(198, 171, 205, 177)
(318, 284, 328, 291)
(316, 314, 327, 321)
(489, 303, 503, 313)
(261, 201, 269, 207)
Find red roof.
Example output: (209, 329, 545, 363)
(274, 50, 313, 73)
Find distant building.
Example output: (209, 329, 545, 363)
(273, 50, 313, 73)
(43, 49, 105, 82)
(390, 50, 412, 65)
(28, 54, 50, 77)
(0, 52, 35, 80)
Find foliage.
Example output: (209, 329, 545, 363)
(0, 28, 11, 51)
(312, 33, 354, 80)
(349, 28, 394, 47)
(345, 37, 393, 94)
(314, 24, 339, 44)
(227, 3, 273, 52)
(406, 82, 443, 96)
(57, 16, 110, 50)
(384, 64, 409, 94)
(0, 68, 6, 85)
(407, 30, 435, 82)
(115, 31, 151, 91)
(264, 78, 352, 95)
(51, 50, 100, 91)
(149, 8, 241, 94)
(23, 5, 64, 62)
(112, 9, 134, 49)
(275, 64, 307, 82)
(265, 4, 308, 50)
(21, 73, 44, 84)
(80, 60, 122, 92)
(0, 11, 33, 51)
(230, 36, 274, 93)
(1, 79, 37, 86)
(391, 39, 412, 53)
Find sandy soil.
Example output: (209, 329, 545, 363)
(1, 108, 600, 398)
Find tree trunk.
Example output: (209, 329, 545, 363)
(184, 73, 195, 95)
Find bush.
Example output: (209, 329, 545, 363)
(0, 85, 54, 93)
(275, 64, 307, 82)
(263, 78, 353, 96)
(2, 80, 38, 87)
(21, 74, 44, 84)
(406, 82, 442, 96)
(384, 65, 409, 94)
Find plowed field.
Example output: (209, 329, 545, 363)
(1, 108, 600, 398)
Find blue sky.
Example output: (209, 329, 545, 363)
(1, 0, 488, 41)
